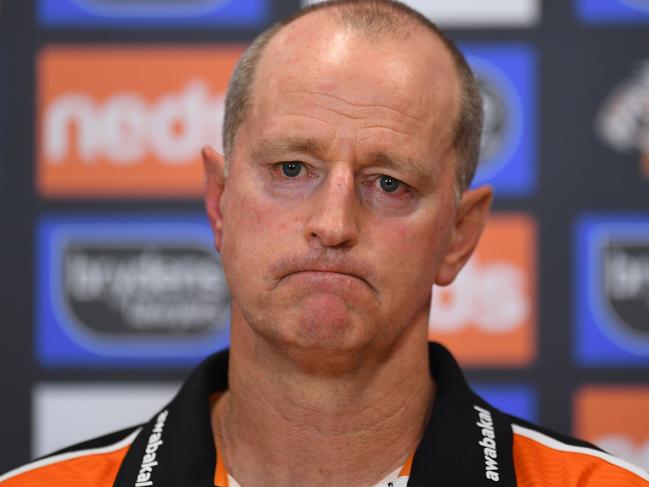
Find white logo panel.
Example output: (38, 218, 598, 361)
(302, 0, 540, 27)
(32, 383, 179, 457)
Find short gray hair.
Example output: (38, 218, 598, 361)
(222, 0, 483, 191)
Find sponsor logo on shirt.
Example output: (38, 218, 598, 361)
(38, 0, 268, 27)
(474, 405, 500, 482)
(596, 60, 649, 179)
(575, 215, 649, 364)
(36, 214, 231, 366)
(135, 409, 168, 487)
(575, 0, 649, 23)
(429, 214, 536, 366)
(37, 45, 243, 197)
(575, 386, 649, 470)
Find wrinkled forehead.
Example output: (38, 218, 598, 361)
(249, 11, 461, 142)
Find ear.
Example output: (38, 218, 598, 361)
(202, 145, 226, 251)
(434, 185, 493, 286)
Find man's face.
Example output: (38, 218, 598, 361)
(208, 15, 487, 361)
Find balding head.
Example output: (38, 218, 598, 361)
(222, 0, 483, 192)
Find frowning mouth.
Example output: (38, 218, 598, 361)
(283, 269, 376, 294)
(268, 254, 378, 297)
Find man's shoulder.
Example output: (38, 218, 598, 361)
(0, 426, 141, 487)
(508, 416, 649, 486)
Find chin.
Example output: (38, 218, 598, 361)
(277, 315, 361, 352)
(235, 294, 385, 368)
(270, 331, 374, 376)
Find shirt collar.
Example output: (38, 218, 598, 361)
(408, 342, 516, 487)
(113, 342, 515, 487)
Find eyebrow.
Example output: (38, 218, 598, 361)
(367, 151, 437, 183)
(251, 136, 327, 161)
(251, 136, 437, 182)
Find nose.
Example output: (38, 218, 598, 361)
(305, 166, 359, 249)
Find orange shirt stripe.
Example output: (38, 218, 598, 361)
(513, 425, 649, 486)
(214, 445, 229, 487)
(0, 428, 139, 487)
(398, 454, 413, 477)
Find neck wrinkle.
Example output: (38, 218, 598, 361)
(212, 303, 435, 487)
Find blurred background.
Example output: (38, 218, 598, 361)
(1, 0, 649, 475)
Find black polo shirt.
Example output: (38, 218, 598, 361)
(4, 342, 648, 486)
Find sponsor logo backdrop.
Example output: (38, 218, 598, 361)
(38, 0, 270, 27)
(575, 386, 649, 470)
(595, 59, 649, 180)
(37, 46, 243, 198)
(463, 44, 537, 197)
(575, 0, 649, 23)
(303, 0, 541, 27)
(575, 215, 649, 365)
(33, 383, 179, 457)
(429, 213, 536, 366)
(36, 214, 230, 366)
(473, 384, 537, 423)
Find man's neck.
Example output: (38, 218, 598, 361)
(211, 309, 435, 487)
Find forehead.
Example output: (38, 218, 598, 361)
(246, 11, 460, 158)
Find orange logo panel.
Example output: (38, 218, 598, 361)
(428, 213, 536, 366)
(574, 386, 649, 471)
(37, 45, 245, 198)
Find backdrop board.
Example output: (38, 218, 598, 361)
(0, 0, 648, 475)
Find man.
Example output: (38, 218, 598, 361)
(2, 1, 648, 486)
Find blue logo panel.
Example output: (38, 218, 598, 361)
(472, 384, 537, 422)
(38, 0, 268, 28)
(575, 214, 649, 366)
(462, 44, 537, 198)
(575, 0, 649, 23)
(36, 214, 230, 367)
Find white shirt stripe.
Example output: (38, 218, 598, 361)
(0, 427, 141, 482)
(512, 424, 649, 482)
(226, 464, 408, 487)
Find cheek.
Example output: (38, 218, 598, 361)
(374, 218, 446, 287)
(243, 197, 296, 237)
(221, 185, 298, 268)
(383, 219, 435, 255)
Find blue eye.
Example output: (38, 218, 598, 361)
(281, 162, 302, 177)
(379, 175, 400, 193)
